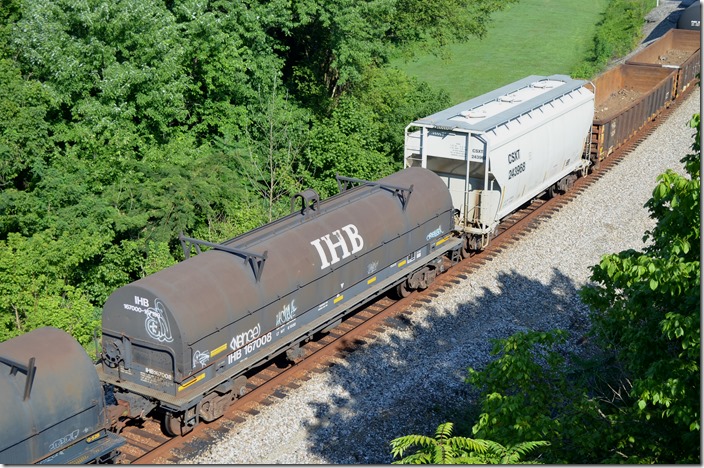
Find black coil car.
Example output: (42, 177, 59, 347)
(0, 327, 124, 464)
(98, 167, 462, 435)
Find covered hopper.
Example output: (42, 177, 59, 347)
(404, 75, 594, 243)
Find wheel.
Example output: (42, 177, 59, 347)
(460, 236, 473, 258)
(588, 155, 600, 174)
(563, 174, 576, 192)
(395, 280, 411, 299)
(547, 184, 558, 199)
(163, 411, 183, 437)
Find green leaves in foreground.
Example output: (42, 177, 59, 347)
(390, 422, 548, 464)
(578, 112, 700, 462)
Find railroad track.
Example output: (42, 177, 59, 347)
(121, 84, 694, 464)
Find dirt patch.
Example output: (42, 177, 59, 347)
(654, 48, 694, 65)
(595, 88, 644, 120)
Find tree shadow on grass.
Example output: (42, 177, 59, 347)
(299, 267, 593, 463)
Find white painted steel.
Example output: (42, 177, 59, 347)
(404, 75, 595, 235)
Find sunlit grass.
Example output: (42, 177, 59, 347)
(393, 0, 609, 103)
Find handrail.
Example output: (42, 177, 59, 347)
(335, 175, 414, 211)
(179, 233, 268, 282)
(0, 355, 36, 400)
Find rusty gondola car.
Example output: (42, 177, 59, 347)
(626, 29, 701, 99)
(588, 64, 677, 163)
(0, 327, 124, 464)
(98, 167, 463, 436)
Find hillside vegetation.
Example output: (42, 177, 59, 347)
(0, 0, 659, 352)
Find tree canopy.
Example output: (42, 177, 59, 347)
(0, 0, 517, 349)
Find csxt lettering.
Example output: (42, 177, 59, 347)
(507, 149, 520, 164)
(310, 224, 364, 269)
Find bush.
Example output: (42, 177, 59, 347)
(572, 0, 656, 78)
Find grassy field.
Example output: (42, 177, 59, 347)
(393, 0, 610, 103)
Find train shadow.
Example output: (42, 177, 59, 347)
(300, 267, 593, 463)
(642, 2, 685, 44)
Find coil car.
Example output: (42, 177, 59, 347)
(98, 167, 463, 435)
(0, 327, 124, 464)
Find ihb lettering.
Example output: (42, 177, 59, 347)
(134, 296, 149, 307)
(310, 224, 364, 269)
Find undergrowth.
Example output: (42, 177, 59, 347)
(572, 0, 658, 78)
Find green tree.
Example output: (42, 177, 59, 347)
(221, 77, 312, 222)
(351, 66, 451, 161)
(0, 58, 54, 191)
(572, 0, 654, 77)
(390, 422, 548, 464)
(466, 330, 608, 463)
(0, 232, 101, 352)
(283, 0, 519, 104)
(466, 114, 700, 463)
(283, 0, 395, 102)
(10, 0, 190, 152)
(300, 66, 451, 196)
(389, 0, 520, 53)
(579, 112, 700, 463)
(302, 95, 395, 197)
(171, 0, 293, 144)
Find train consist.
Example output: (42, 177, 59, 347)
(0, 27, 699, 464)
(0, 328, 125, 464)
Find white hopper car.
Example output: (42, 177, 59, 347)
(404, 75, 595, 253)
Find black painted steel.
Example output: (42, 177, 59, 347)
(100, 167, 459, 420)
(0, 327, 124, 464)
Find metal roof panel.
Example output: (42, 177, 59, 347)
(410, 74, 588, 133)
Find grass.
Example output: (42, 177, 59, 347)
(392, 0, 610, 103)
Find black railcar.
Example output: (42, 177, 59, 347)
(0, 327, 124, 464)
(99, 167, 462, 435)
